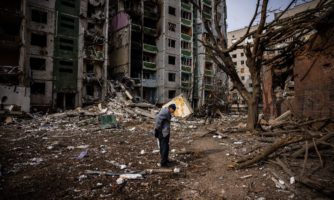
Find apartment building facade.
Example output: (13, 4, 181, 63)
(0, 0, 227, 112)
(0, 1, 30, 112)
(109, 0, 227, 107)
(0, 0, 109, 112)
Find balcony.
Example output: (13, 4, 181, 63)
(0, 34, 20, 49)
(143, 43, 158, 54)
(181, 2, 192, 11)
(181, 33, 192, 41)
(203, 12, 211, 20)
(205, 57, 213, 63)
(142, 78, 157, 88)
(205, 84, 213, 90)
(204, 69, 214, 76)
(181, 65, 192, 73)
(181, 18, 192, 27)
(181, 49, 192, 57)
(84, 49, 104, 61)
(144, 9, 158, 19)
(181, 81, 191, 88)
(144, 26, 156, 36)
(143, 61, 156, 71)
(132, 23, 141, 32)
(203, 0, 212, 7)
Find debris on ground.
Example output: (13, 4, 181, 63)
(1, 88, 333, 200)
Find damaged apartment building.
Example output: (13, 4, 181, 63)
(109, 0, 227, 107)
(0, 0, 109, 112)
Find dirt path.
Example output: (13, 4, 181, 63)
(178, 133, 255, 200)
(177, 126, 333, 200)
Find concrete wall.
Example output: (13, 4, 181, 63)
(0, 86, 30, 112)
(110, 26, 130, 75)
(26, 0, 56, 107)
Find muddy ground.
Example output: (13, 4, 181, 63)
(0, 115, 333, 200)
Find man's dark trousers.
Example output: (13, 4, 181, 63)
(158, 133, 170, 166)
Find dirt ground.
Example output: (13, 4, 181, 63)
(0, 116, 333, 200)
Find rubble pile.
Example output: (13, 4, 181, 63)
(220, 110, 334, 196)
(1, 80, 161, 132)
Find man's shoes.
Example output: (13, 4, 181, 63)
(160, 162, 171, 168)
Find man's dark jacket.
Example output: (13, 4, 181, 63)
(154, 107, 171, 138)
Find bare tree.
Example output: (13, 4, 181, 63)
(190, 0, 333, 130)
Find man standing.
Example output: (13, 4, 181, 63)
(154, 104, 176, 167)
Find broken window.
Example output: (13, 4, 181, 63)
(204, 77, 212, 85)
(143, 70, 156, 79)
(181, 10, 191, 20)
(249, 83, 252, 88)
(182, 57, 192, 66)
(86, 85, 94, 96)
(241, 60, 244, 65)
(168, 56, 176, 65)
(241, 76, 245, 80)
(241, 52, 244, 57)
(143, 54, 154, 62)
(181, 41, 191, 49)
(233, 62, 237, 65)
(31, 9, 47, 24)
(168, 39, 176, 48)
(182, 73, 191, 81)
(168, 6, 176, 16)
(86, 64, 94, 73)
(232, 54, 237, 58)
(31, 82, 45, 95)
(168, 90, 176, 99)
(30, 57, 46, 71)
(61, 0, 75, 8)
(168, 22, 176, 32)
(203, 5, 212, 14)
(31, 33, 47, 47)
(168, 73, 176, 82)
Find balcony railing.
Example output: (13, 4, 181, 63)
(181, 2, 192, 11)
(181, 33, 192, 41)
(205, 57, 213, 63)
(143, 61, 156, 70)
(181, 65, 192, 73)
(204, 69, 214, 76)
(181, 49, 192, 57)
(142, 78, 157, 87)
(181, 18, 192, 27)
(143, 26, 156, 36)
(205, 84, 213, 90)
(143, 43, 158, 54)
(181, 81, 191, 88)
(203, 0, 212, 7)
(144, 9, 158, 19)
(203, 12, 211, 20)
(132, 23, 141, 32)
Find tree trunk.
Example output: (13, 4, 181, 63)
(246, 98, 258, 130)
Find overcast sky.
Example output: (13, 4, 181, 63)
(226, 0, 300, 31)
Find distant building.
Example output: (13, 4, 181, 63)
(226, 26, 258, 112)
